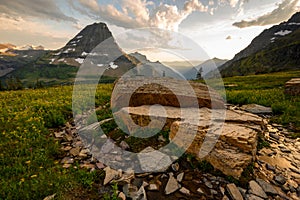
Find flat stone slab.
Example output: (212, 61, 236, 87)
(241, 104, 272, 114)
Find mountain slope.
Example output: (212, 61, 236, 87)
(220, 12, 300, 77)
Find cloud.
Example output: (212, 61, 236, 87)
(0, 0, 77, 23)
(71, 0, 209, 31)
(233, 0, 300, 28)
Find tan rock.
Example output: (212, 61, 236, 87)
(226, 183, 244, 200)
(285, 78, 300, 96)
(111, 77, 225, 110)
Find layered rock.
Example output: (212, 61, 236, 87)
(115, 105, 262, 179)
(111, 77, 225, 111)
(285, 78, 300, 96)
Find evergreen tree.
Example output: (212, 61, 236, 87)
(196, 67, 203, 80)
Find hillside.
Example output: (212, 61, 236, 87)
(220, 12, 300, 77)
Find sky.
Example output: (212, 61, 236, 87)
(0, 0, 299, 61)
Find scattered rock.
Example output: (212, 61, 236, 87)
(269, 133, 280, 140)
(241, 104, 272, 114)
(274, 175, 287, 185)
(171, 163, 180, 172)
(70, 146, 81, 157)
(226, 183, 244, 200)
(118, 192, 126, 200)
(266, 164, 276, 172)
(138, 147, 172, 172)
(61, 157, 74, 164)
(104, 167, 121, 185)
(256, 178, 278, 196)
(96, 162, 105, 169)
(246, 194, 264, 200)
(197, 187, 205, 194)
(119, 141, 130, 150)
(148, 184, 159, 191)
(43, 194, 56, 200)
(248, 180, 268, 199)
(179, 187, 190, 195)
(165, 174, 180, 195)
(176, 172, 184, 182)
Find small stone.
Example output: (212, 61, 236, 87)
(64, 134, 73, 142)
(80, 163, 95, 170)
(61, 157, 74, 164)
(171, 163, 180, 172)
(274, 175, 286, 185)
(118, 192, 126, 200)
(96, 162, 105, 169)
(62, 164, 72, 168)
(266, 164, 276, 172)
(222, 195, 230, 200)
(248, 180, 268, 199)
(104, 167, 121, 185)
(70, 147, 81, 157)
(246, 194, 264, 200)
(148, 184, 159, 191)
(269, 133, 280, 140)
(226, 183, 244, 200)
(62, 146, 72, 151)
(165, 174, 180, 195)
(256, 178, 278, 195)
(220, 186, 226, 195)
(43, 194, 56, 200)
(179, 187, 190, 195)
(280, 148, 291, 153)
(54, 132, 64, 138)
(177, 172, 184, 182)
(210, 189, 218, 195)
(120, 141, 130, 150)
(205, 181, 213, 189)
(197, 187, 205, 194)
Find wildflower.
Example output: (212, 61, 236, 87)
(31, 174, 37, 178)
(25, 160, 31, 164)
(20, 178, 25, 182)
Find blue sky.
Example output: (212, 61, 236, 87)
(0, 0, 299, 61)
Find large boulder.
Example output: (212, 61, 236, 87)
(114, 105, 262, 179)
(111, 77, 225, 111)
(285, 78, 300, 96)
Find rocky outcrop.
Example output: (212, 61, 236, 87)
(111, 77, 225, 111)
(112, 77, 263, 179)
(285, 78, 300, 96)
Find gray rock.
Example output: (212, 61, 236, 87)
(119, 141, 130, 150)
(165, 174, 180, 195)
(269, 133, 280, 140)
(241, 104, 272, 114)
(248, 180, 268, 199)
(226, 183, 244, 200)
(138, 147, 172, 172)
(256, 178, 278, 195)
(266, 164, 276, 172)
(274, 175, 286, 185)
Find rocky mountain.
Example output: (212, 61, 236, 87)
(184, 58, 227, 80)
(128, 52, 184, 79)
(220, 12, 300, 77)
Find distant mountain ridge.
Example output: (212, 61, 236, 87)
(220, 12, 300, 77)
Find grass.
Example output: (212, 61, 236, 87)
(222, 70, 300, 132)
(0, 84, 112, 199)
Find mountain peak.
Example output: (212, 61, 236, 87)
(288, 12, 300, 23)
